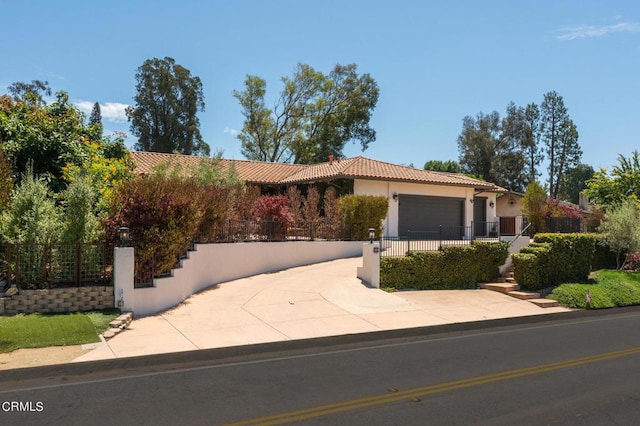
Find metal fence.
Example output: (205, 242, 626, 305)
(193, 218, 354, 244)
(381, 223, 500, 257)
(0, 242, 113, 289)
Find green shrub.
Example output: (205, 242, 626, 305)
(338, 194, 388, 240)
(549, 270, 640, 309)
(513, 234, 597, 290)
(380, 242, 508, 290)
(0, 166, 62, 243)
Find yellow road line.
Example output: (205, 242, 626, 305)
(226, 346, 640, 425)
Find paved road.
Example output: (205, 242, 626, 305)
(1, 307, 639, 425)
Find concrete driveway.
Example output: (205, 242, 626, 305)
(74, 257, 569, 362)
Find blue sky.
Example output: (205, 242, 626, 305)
(2, 0, 639, 180)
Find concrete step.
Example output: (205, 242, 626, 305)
(505, 277, 517, 284)
(507, 291, 541, 300)
(528, 298, 560, 308)
(480, 283, 520, 293)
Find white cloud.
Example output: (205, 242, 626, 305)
(557, 22, 640, 40)
(224, 127, 240, 136)
(74, 100, 130, 123)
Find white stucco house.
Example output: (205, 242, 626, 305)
(131, 152, 506, 239)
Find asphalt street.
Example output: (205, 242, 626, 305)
(1, 307, 640, 425)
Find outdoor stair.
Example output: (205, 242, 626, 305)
(102, 312, 133, 340)
(481, 268, 557, 308)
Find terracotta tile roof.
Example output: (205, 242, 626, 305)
(130, 151, 306, 184)
(130, 151, 505, 191)
(281, 156, 505, 191)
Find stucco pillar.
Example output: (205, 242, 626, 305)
(357, 242, 380, 288)
(114, 247, 135, 313)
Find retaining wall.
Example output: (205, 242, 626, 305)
(128, 241, 364, 316)
(0, 286, 114, 316)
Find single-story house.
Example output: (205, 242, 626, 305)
(131, 151, 506, 239)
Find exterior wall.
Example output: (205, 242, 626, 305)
(475, 191, 499, 223)
(354, 179, 497, 237)
(132, 241, 363, 316)
(0, 287, 114, 316)
(496, 194, 524, 217)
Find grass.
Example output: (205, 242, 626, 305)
(549, 270, 640, 309)
(0, 309, 120, 354)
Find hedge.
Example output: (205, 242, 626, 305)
(380, 241, 509, 290)
(512, 233, 597, 291)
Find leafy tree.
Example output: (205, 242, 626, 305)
(89, 101, 103, 139)
(0, 91, 97, 192)
(557, 163, 594, 204)
(457, 111, 501, 183)
(126, 57, 209, 155)
(598, 198, 640, 269)
(521, 181, 547, 235)
(585, 150, 640, 209)
(8, 80, 51, 105)
(540, 91, 582, 198)
(423, 160, 461, 173)
(234, 62, 379, 163)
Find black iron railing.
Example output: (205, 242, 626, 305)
(381, 222, 500, 257)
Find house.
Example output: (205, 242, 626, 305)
(130, 151, 506, 238)
(496, 191, 597, 234)
(496, 191, 527, 236)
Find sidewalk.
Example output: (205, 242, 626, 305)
(74, 257, 570, 363)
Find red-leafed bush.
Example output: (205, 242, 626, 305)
(252, 195, 293, 240)
(623, 252, 640, 271)
(544, 198, 583, 219)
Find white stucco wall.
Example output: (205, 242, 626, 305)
(496, 194, 524, 217)
(353, 179, 497, 237)
(132, 241, 363, 316)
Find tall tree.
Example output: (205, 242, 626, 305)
(540, 91, 582, 198)
(8, 80, 51, 105)
(497, 102, 528, 192)
(523, 102, 543, 184)
(89, 101, 103, 139)
(457, 111, 501, 182)
(126, 57, 209, 155)
(558, 163, 594, 204)
(423, 160, 461, 173)
(234, 62, 379, 163)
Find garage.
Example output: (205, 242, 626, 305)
(398, 194, 465, 239)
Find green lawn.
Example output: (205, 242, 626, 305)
(549, 270, 640, 309)
(0, 309, 120, 353)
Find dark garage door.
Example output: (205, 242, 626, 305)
(398, 195, 464, 239)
